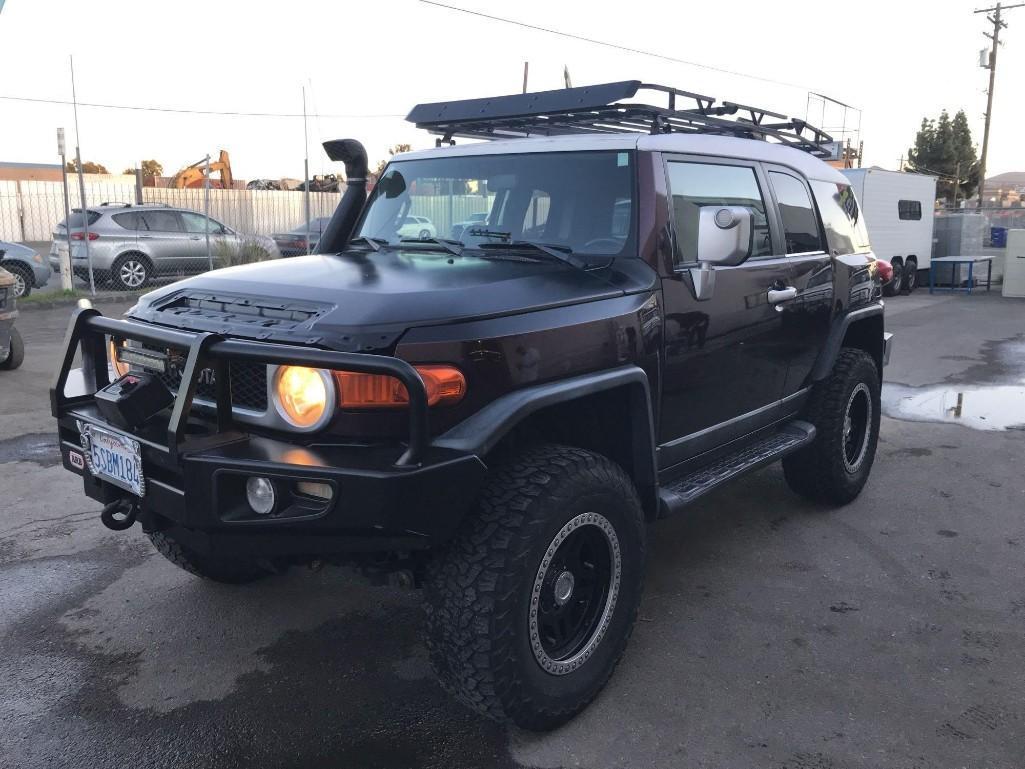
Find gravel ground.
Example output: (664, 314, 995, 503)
(1, 291, 1023, 769)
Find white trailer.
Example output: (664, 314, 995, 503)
(842, 168, 936, 295)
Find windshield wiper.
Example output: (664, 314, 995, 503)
(347, 235, 387, 251)
(399, 237, 464, 256)
(477, 240, 592, 270)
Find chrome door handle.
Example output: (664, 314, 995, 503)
(767, 286, 798, 305)
(189, 236, 201, 240)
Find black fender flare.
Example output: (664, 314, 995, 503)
(810, 303, 885, 381)
(434, 365, 658, 513)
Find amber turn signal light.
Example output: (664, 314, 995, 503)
(108, 338, 131, 378)
(333, 365, 466, 409)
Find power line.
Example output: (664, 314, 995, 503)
(419, 0, 813, 91)
(0, 93, 402, 119)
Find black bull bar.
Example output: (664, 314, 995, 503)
(50, 307, 430, 466)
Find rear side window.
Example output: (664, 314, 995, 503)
(112, 212, 142, 230)
(667, 161, 772, 264)
(810, 181, 870, 255)
(898, 199, 922, 220)
(139, 211, 182, 232)
(769, 171, 824, 254)
(59, 210, 101, 229)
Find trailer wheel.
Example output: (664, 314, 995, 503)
(903, 258, 918, 293)
(883, 257, 904, 297)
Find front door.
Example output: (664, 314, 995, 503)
(659, 157, 792, 469)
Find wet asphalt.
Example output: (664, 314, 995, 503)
(1, 292, 1024, 769)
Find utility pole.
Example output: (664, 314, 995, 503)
(69, 55, 95, 295)
(522, 61, 529, 93)
(975, 2, 1024, 209)
(302, 85, 312, 256)
(56, 128, 73, 291)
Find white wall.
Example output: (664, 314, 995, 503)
(0, 181, 343, 242)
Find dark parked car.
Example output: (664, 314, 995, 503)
(272, 217, 331, 256)
(0, 267, 24, 370)
(51, 81, 891, 731)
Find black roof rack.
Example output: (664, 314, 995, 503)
(407, 80, 835, 158)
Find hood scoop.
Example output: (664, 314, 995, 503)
(150, 290, 331, 332)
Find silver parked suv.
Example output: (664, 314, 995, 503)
(49, 204, 279, 290)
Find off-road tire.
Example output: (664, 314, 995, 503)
(883, 257, 903, 297)
(903, 258, 918, 293)
(424, 444, 646, 731)
(6, 264, 32, 298)
(147, 530, 274, 584)
(1, 327, 24, 370)
(111, 253, 151, 291)
(783, 348, 880, 505)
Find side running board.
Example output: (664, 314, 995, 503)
(658, 420, 816, 517)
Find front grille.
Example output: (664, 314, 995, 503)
(143, 345, 268, 411)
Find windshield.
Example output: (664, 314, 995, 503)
(355, 150, 636, 258)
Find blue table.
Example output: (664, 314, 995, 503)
(929, 256, 994, 294)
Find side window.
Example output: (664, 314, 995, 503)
(769, 172, 824, 254)
(139, 210, 182, 233)
(522, 189, 551, 235)
(667, 161, 772, 264)
(180, 212, 225, 233)
(898, 200, 922, 220)
(810, 181, 870, 255)
(111, 212, 141, 230)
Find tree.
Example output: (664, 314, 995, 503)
(66, 160, 109, 175)
(372, 144, 412, 178)
(121, 159, 163, 178)
(907, 109, 978, 204)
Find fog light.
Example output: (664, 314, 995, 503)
(246, 476, 276, 515)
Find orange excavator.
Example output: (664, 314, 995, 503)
(169, 150, 234, 189)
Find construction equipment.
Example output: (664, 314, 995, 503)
(170, 150, 233, 189)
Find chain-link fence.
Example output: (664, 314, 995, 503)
(0, 176, 342, 295)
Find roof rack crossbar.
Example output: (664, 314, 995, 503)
(407, 80, 834, 157)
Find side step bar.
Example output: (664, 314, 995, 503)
(658, 420, 816, 517)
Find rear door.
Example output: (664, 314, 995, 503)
(658, 156, 793, 467)
(763, 167, 834, 400)
(138, 209, 191, 273)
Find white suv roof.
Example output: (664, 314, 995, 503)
(397, 133, 848, 185)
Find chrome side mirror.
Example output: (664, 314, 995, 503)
(689, 206, 754, 301)
(697, 206, 752, 267)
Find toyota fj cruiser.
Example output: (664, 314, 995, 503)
(52, 81, 892, 730)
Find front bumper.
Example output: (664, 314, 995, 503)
(52, 309, 487, 558)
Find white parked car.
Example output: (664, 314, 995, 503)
(396, 215, 437, 239)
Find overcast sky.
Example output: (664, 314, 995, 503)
(1, 0, 1021, 182)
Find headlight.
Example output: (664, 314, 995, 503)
(272, 365, 335, 430)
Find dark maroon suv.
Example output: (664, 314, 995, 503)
(52, 81, 891, 730)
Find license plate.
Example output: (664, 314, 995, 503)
(81, 424, 145, 497)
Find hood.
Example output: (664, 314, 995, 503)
(128, 250, 653, 351)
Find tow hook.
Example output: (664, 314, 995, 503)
(100, 499, 139, 531)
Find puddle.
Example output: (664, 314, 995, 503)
(882, 383, 1025, 431)
(0, 433, 62, 466)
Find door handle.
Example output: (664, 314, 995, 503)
(767, 286, 798, 305)
(138, 235, 153, 239)
(189, 236, 201, 240)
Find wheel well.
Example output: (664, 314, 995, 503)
(484, 385, 658, 519)
(4, 262, 32, 280)
(840, 314, 884, 374)
(115, 250, 152, 267)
